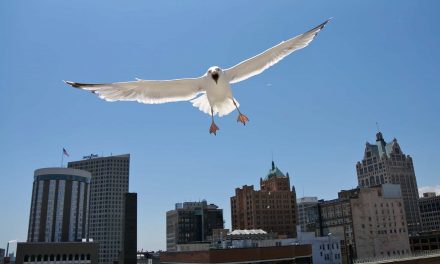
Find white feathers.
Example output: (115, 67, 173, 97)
(191, 94, 238, 117)
(225, 19, 330, 84)
(64, 78, 204, 104)
(65, 19, 329, 119)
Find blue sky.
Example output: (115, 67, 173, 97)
(1, 0, 440, 251)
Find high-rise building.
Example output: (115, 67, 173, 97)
(297, 197, 319, 233)
(319, 184, 410, 262)
(121, 193, 137, 264)
(419, 192, 440, 232)
(230, 161, 297, 238)
(27, 168, 91, 242)
(68, 154, 130, 264)
(356, 132, 421, 235)
(166, 201, 224, 252)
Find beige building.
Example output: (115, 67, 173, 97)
(351, 184, 410, 259)
(319, 184, 410, 262)
(356, 132, 421, 235)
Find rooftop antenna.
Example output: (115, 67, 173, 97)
(376, 122, 381, 132)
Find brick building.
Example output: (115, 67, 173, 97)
(231, 161, 297, 238)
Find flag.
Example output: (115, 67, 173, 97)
(63, 148, 70, 157)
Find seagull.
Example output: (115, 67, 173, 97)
(65, 19, 330, 135)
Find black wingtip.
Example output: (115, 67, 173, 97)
(64, 80, 81, 88)
(318, 18, 332, 30)
(305, 18, 332, 36)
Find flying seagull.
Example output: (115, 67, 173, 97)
(65, 19, 330, 135)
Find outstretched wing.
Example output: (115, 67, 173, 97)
(225, 19, 330, 84)
(64, 77, 205, 104)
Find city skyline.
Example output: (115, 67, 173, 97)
(1, 0, 440, 252)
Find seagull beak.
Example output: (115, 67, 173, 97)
(212, 72, 219, 84)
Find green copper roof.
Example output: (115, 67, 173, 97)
(266, 161, 287, 179)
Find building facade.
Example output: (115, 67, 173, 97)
(297, 197, 319, 233)
(350, 184, 410, 259)
(318, 194, 354, 264)
(68, 154, 130, 264)
(160, 245, 312, 264)
(121, 193, 137, 264)
(166, 201, 224, 252)
(230, 161, 297, 238)
(319, 184, 410, 262)
(356, 132, 421, 235)
(419, 192, 440, 232)
(27, 168, 91, 243)
(15, 241, 98, 264)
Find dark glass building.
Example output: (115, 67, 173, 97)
(121, 192, 137, 264)
(166, 201, 224, 251)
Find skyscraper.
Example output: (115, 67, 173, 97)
(356, 132, 421, 235)
(166, 201, 224, 252)
(27, 168, 91, 242)
(230, 161, 297, 238)
(68, 154, 130, 264)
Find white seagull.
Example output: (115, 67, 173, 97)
(65, 19, 330, 135)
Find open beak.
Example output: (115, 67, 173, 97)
(212, 72, 219, 84)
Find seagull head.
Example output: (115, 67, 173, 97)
(207, 66, 222, 84)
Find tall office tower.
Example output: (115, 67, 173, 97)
(419, 192, 440, 232)
(166, 201, 224, 252)
(356, 132, 421, 235)
(121, 193, 137, 264)
(297, 197, 319, 233)
(27, 168, 91, 242)
(230, 161, 297, 238)
(68, 154, 130, 264)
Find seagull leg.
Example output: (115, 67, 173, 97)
(209, 108, 219, 135)
(232, 98, 249, 125)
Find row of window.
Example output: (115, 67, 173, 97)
(24, 254, 91, 262)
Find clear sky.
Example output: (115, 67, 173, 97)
(1, 0, 440, 251)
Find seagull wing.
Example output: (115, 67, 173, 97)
(64, 77, 205, 104)
(225, 19, 330, 84)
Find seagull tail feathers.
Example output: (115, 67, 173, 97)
(190, 94, 237, 117)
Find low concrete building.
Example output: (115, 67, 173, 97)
(15, 241, 98, 264)
(419, 192, 440, 232)
(410, 231, 440, 251)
